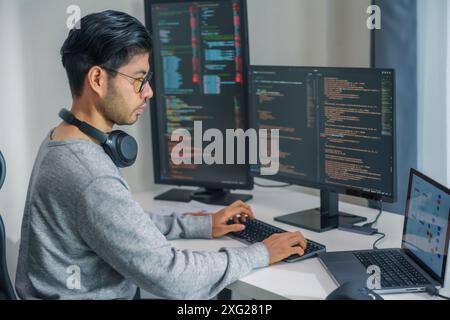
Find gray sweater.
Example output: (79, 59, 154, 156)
(15, 134, 269, 300)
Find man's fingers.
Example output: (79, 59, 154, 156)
(246, 206, 255, 219)
(299, 237, 308, 249)
(227, 223, 245, 233)
(291, 246, 305, 256)
(227, 206, 253, 221)
(281, 232, 307, 249)
(229, 200, 246, 209)
(290, 232, 307, 249)
(228, 201, 255, 219)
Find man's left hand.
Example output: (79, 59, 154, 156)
(211, 200, 255, 238)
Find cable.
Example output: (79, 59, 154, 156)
(363, 199, 383, 228)
(425, 286, 450, 300)
(363, 200, 385, 249)
(372, 232, 385, 250)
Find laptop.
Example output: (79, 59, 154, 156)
(319, 169, 450, 294)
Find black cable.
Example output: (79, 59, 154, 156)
(425, 286, 450, 300)
(363, 199, 383, 228)
(372, 232, 385, 250)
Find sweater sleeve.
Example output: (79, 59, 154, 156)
(145, 210, 213, 240)
(76, 176, 269, 299)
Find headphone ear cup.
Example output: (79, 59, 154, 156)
(103, 131, 138, 168)
(58, 109, 137, 168)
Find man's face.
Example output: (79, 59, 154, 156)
(99, 52, 153, 126)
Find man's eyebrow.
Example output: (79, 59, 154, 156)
(134, 70, 149, 77)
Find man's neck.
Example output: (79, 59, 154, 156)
(51, 99, 114, 143)
(71, 99, 113, 133)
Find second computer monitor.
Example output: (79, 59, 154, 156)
(146, 0, 253, 205)
(249, 66, 396, 232)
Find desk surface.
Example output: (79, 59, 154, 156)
(133, 185, 438, 300)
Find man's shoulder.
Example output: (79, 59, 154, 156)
(41, 139, 122, 183)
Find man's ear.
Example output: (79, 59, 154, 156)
(86, 66, 108, 98)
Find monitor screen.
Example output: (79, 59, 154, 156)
(146, 0, 252, 189)
(403, 169, 450, 281)
(249, 66, 395, 201)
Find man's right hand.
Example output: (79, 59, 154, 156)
(262, 231, 307, 265)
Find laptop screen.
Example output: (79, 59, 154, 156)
(402, 169, 450, 282)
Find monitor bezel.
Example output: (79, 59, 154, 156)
(145, 0, 254, 191)
(402, 168, 450, 284)
(248, 65, 397, 203)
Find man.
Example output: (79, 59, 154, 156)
(15, 10, 306, 300)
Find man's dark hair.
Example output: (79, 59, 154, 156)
(61, 10, 152, 97)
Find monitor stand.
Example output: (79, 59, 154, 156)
(154, 188, 194, 203)
(154, 188, 252, 206)
(274, 190, 366, 233)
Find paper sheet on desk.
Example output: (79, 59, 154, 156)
(146, 200, 225, 216)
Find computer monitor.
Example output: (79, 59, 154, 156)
(249, 66, 396, 232)
(145, 0, 253, 205)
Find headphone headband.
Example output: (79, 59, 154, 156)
(58, 109, 108, 144)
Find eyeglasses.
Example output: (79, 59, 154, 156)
(101, 66, 153, 94)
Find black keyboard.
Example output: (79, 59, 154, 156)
(354, 250, 431, 288)
(227, 218, 326, 262)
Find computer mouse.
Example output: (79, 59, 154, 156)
(326, 282, 384, 300)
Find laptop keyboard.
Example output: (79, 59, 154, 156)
(354, 250, 431, 288)
(227, 218, 326, 262)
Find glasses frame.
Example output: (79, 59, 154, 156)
(101, 66, 153, 94)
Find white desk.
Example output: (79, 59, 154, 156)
(133, 185, 439, 300)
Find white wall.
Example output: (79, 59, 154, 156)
(447, 1, 450, 187)
(247, 0, 371, 67)
(417, 0, 449, 186)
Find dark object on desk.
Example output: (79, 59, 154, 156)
(0, 152, 16, 300)
(154, 188, 253, 206)
(0, 151, 5, 190)
(0, 216, 15, 300)
(227, 218, 326, 262)
(326, 282, 383, 300)
(338, 223, 378, 235)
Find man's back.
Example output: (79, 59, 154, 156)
(16, 134, 137, 299)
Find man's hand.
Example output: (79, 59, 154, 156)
(211, 200, 255, 238)
(262, 232, 307, 265)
